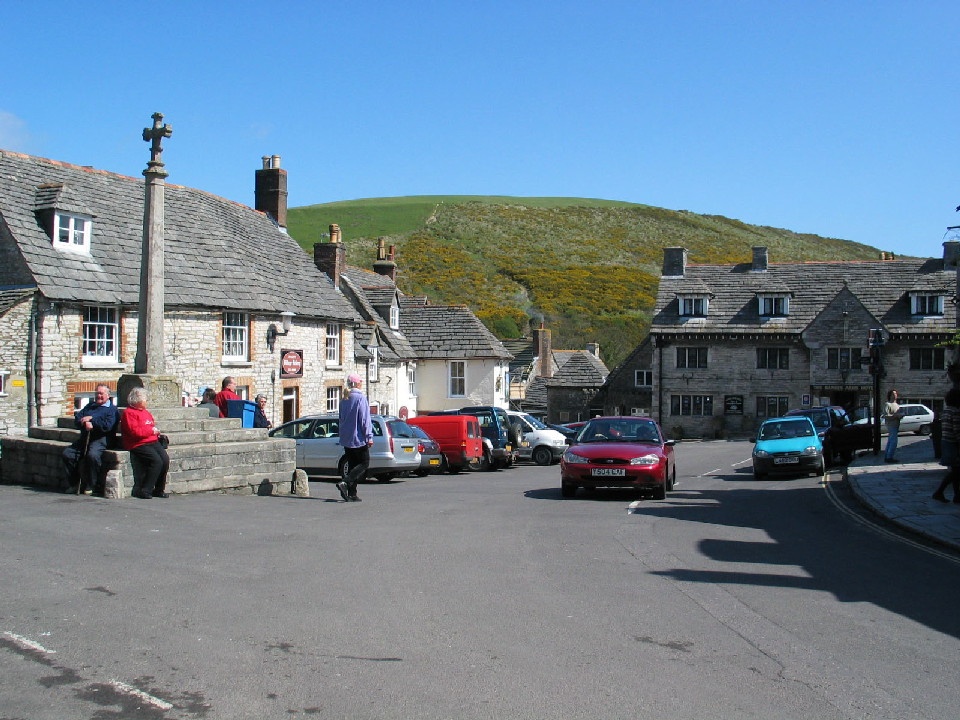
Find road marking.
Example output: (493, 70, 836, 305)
(108, 680, 173, 711)
(1, 631, 56, 654)
(822, 476, 960, 565)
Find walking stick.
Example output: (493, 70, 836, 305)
(77, 427, 91, 495)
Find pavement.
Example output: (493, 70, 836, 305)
(846, 435, 960, 552)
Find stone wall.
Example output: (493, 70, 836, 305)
(0, 296, 31, 435)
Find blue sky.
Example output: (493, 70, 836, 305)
(2, 1, 956, 258)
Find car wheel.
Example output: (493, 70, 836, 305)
(448, 464, 461, 474)
(561, 483, 576, 498)
(478, 449, 493, 471)
(753, 469, 766, 480)
(653, 483, 667, 500)
(338, 457, 349, 481)
(666, 467, 676, 491)
(817, 458, 826, 477)
(918, 424, 932, 436)
(532, 446, 553, 466)
(508, 422, 523, 449)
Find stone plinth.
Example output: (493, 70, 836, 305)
(116, 373, 182, 408)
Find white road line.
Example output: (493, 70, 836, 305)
(2, 631, 56, 654)
(108, 680, 174, 711)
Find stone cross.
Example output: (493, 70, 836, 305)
(142, 112, 173, 170)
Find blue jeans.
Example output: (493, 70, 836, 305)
(885, 422, 900, 460)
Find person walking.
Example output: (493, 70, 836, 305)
(62, 383, 120, 494)
(121, 387, 171, 499)
(883, 389, 904, 463)
(933, 388, 960, 503)
(337, 373, 373, 502)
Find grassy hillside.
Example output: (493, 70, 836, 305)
(288, 196, 881, 369)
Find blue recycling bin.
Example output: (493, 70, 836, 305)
(226, 399, 255, 428)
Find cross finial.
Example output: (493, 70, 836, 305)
(142, 112, 173, 167)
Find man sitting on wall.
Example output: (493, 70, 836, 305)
(214, 376, 241, 418)
(62, 383, 120, 494)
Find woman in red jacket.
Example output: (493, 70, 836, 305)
(121, 387, 170, 499)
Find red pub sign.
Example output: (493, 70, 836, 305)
(280, 349, 304, 378)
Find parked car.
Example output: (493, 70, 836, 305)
(506, 411, 568, 465)
(752, 416, 824, 480)
(783, 406, 872, 464)
(548, 423, 579, 440)
(408, 424, 446, 475)
(268, 414, 421, 481)
(853, 403, 935, 435)
(429, 406, 520, 470)
(407, 414, 483, 473)
(560, 416, 676, 499)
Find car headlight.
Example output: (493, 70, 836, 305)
(754, 449, 771, 458)
(801, 446, 820, 456)
(563, 451, 589, 464)
(629, 453, 661, 466)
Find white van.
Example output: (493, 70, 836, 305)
(506, 411, 569, 466)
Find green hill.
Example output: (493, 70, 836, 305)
(287, 196, 881, 369)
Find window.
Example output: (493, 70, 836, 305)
(0, 370, 9, 396)
(910, 293, 944, 316)
(449, 361, 465, 397)
(634, 370, 653, 387)
(678, 295, 709, 317)
(827, 347, 863, 370)
(53, 212, 92, 254)
(676, 347, 707, 369)
(756, 396, 789, 417)
(756, 348, 789, 369)
(369, 347, 379, 382)
(389, 304, 400, 329)
(910, 347, 946, 370)
(408, 364, 417, 397)
(326, 386, 341, 413)
(325, 323, 341, 366)
(82, 306, 119, 365)
(757, 294, 789, 317)
(670, 394, 713, 416)
(221, 312, 248, 361)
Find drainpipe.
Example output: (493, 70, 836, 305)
(26, 292, 40, 428)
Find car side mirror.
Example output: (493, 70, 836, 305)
(664, 439, 676, 447)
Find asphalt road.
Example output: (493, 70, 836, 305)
(1, 436, 958, 719)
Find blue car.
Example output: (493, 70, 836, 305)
(752, 416, 825, 480)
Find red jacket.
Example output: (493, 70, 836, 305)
(214, 389, 241, 418)
(121, 406, 160, 450)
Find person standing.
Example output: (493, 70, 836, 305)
(337, 373, 373, 502)
(883, 389, 904, 463)
(62, 383, 120, 494)
(121, 387, 170, 499)
(214, 376, 241, 418)
(933, 389, 960, 503)
(253, 394, 272, 429)
(197, 388, 220, 418)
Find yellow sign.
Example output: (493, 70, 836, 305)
(11, 379, 25, 387)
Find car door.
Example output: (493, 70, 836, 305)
(298, 418, 342, 474)
(829, 408, 873, 454)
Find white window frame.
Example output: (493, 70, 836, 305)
(449, 360, 466, 397)
(408, 363, 417, 397)
(634, 369, 653, 387)
(326, 323, 341, 366)
(81, 305, 119, 367)
(326, 386, 341, 413)
(53, 212, 92, 254)
(678, 295, 709, 317)
(389, 303, 400, 329)
(910, 293, 945, 316)
(369, 347, 380, 382)
(757, 294, 790, 317)
(221, 312, 249, 362)
(0, 370, 9, 396)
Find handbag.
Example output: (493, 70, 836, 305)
(157, 434, 170, 449)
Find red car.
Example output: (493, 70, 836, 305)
(560, 416, 676, 499)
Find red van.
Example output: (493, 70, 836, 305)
(407, 414, 483, 473)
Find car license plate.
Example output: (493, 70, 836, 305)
(429, 458, 441, 465)
(774, 457, 799, 464)
(403, 446, 414, 453)
(592, 468, 625, 477)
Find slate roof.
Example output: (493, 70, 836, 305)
(652, 257, 957, 335)
(0, 151, 359, 322)
(399, 305, 514, 360)
(341, 269, 416, 363)
(545, 351, 609, 387)
(0, 287, 34, 316)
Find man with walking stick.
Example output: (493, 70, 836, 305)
(62, 383, 120, 495)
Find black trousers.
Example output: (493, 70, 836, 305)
(130, 442, 170, 497)
(62, 435, 109, 492)
(342, 445, 370, 496)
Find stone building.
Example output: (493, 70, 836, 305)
(0, 150, 364, 436)
(642, 244, 958, 439)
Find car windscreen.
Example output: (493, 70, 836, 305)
(759, 421, 814, 440)
(521, 413, 548, 430)
(386, 420, 416, 438)
(580, 420, 660, 442)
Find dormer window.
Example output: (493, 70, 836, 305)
(389, 303, 400, 329)
(910, 292, 944, 316)
(678, 295, 709, 317)
(54, 212, 92, 254)
(758, 293, 790, 317)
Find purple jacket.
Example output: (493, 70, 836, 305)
(338, 390, 373, 449)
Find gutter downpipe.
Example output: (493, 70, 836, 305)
(26, 292, 40, 428)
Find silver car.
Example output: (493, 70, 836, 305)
(269, 414, 421, 481)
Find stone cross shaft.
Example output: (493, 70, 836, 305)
(143, 112, 173, 169)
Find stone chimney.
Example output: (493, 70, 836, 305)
(944, 241, 960, 270)
(662, 247, 687, 277)
(254, 155, 288, 229)
(752, 246, 768, 272)
(372, 237, 398, 281)
(586, 342, 601, 359)
(314, 223, 345, 288)
(533, 323, 553, 379)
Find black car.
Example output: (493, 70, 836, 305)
(784, 406, 873, 464)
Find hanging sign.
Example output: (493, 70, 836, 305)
(280, 349, 304, 378)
